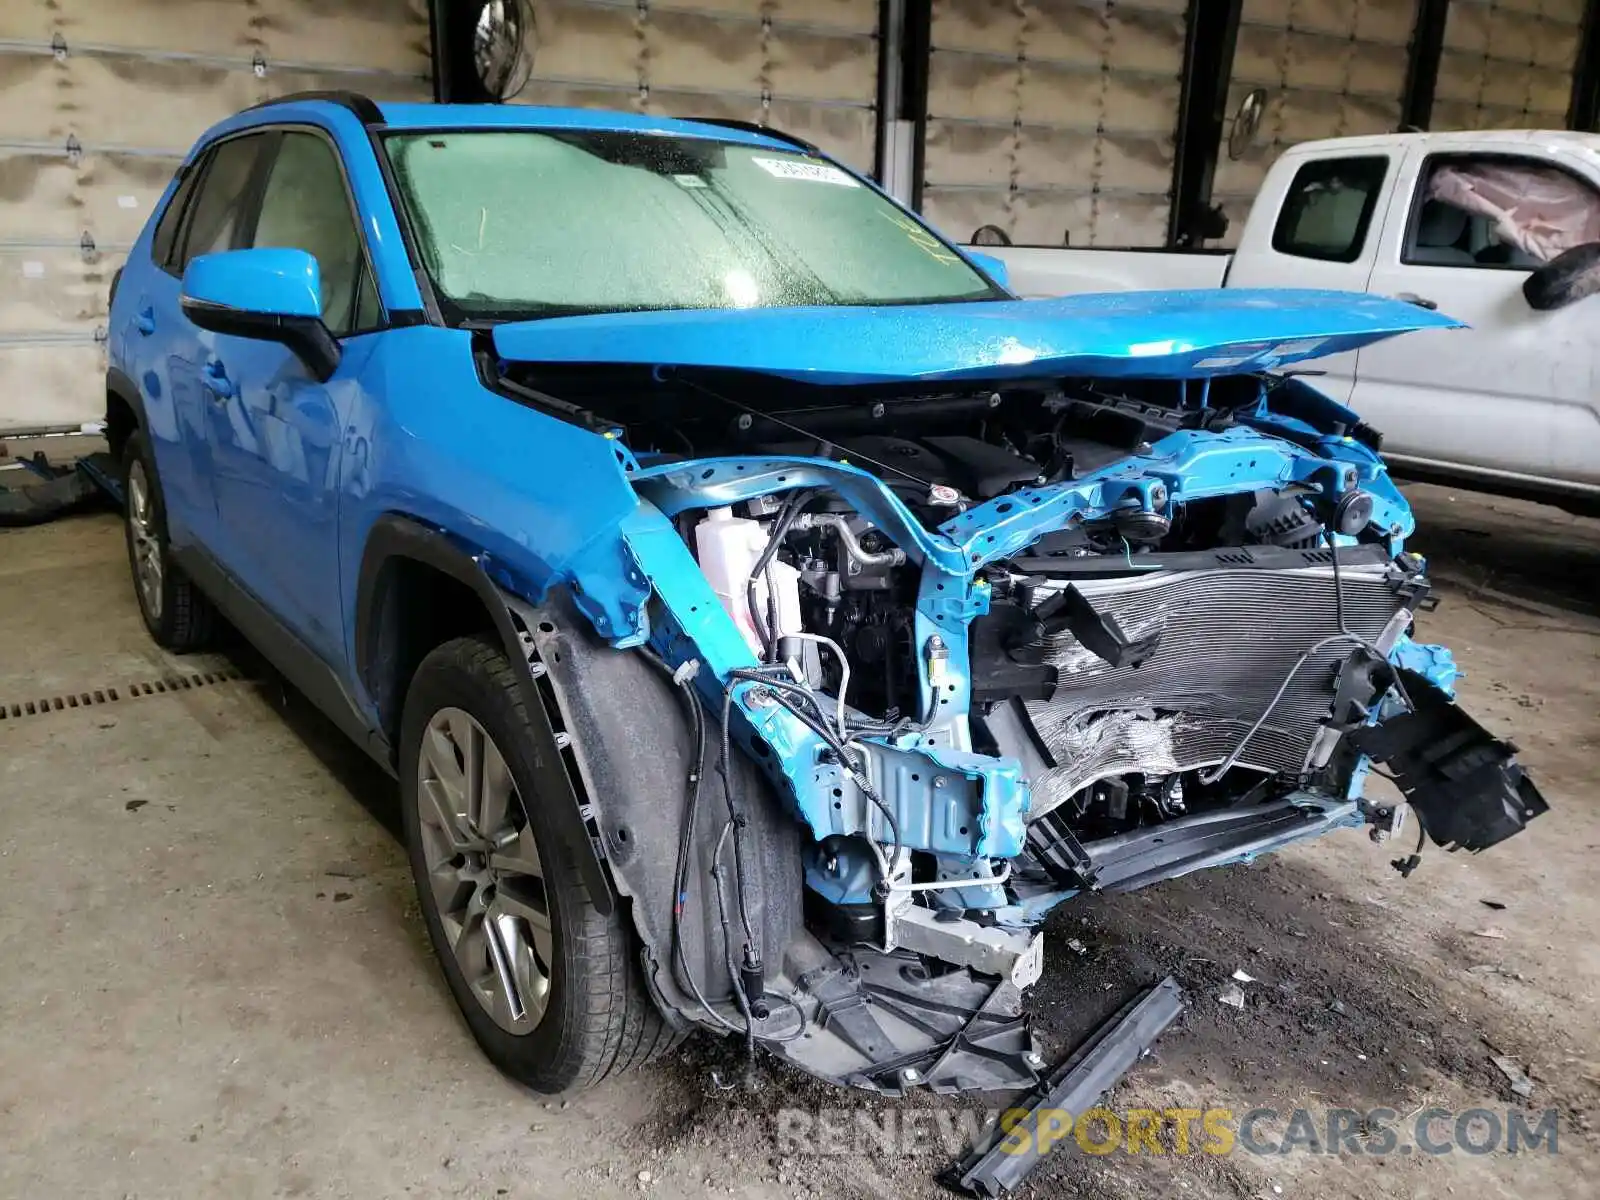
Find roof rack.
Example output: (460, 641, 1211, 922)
(685, 117, 817, 153)
(241, 90, 385, 127)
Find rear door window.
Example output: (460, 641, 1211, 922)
(1272, 156, 1389, 263)
(151, 159, 205, 275)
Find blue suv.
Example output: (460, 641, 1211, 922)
(107, 92, 1544, 1096)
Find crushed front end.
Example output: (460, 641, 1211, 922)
(489, 294, 1547, 1094)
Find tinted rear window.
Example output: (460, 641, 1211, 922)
(151, 161, 204, 273)
(1272, 156, 1389, 263)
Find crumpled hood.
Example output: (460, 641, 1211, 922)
(491, 289, 1462, 385)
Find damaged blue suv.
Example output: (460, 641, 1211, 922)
(106, 94, 1545, 1095)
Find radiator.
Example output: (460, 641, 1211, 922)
(1018, 562, 1410, 818)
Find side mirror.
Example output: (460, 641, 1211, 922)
(965, 248, 1011, 290)
(181, 248, 341, 381)
(1523, 242, 1600, 312)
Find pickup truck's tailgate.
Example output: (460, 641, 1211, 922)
(980, 245, 1233, 298)
(491, 290, 1463, 385)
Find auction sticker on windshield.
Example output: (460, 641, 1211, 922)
(752, 157, 860, 187)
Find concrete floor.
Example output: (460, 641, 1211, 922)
(1, 482, 1597, 1199)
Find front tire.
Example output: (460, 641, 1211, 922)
(123, 430, 215, 652)
(400, 635, 676, 1092)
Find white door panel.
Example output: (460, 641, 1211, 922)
(1350, 143, 1600, 491)
(1355, 273, 1600, 486)
(1224, 149, 1399, 409)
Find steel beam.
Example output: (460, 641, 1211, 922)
(1570, 0, 1600, 130)
(1167, 0, 1243, 248)
(427, 0, 449, 102)
(1401, 0, 1450, 131)
(902, 0, 933, 211)
(430, 0, 495, 104)
(875, 0, 901, 184)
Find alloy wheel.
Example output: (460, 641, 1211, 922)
(416, 706, 553, 1034)
(127, 460, 163, 621)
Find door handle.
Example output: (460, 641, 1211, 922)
(200, 359, 236, 401)
(135, 304, 156, 335)
(1394, 292, 1438, 310)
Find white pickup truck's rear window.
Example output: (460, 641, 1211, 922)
(1271, 157, 1389, 264)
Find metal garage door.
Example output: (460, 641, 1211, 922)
(919, 0, 1189, 248)
(507, 0, 880, 172)
(0, 0, 431, 435)
(1432, 0, 1582, 130)
(1212, 0, 1415, 245)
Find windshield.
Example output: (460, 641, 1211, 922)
(383, 129, 1002, 321)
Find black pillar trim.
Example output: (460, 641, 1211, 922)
(1570, 0, 1600, 131)
(1401, 0, 1450, 131)
(1167, 0, 1243, 248)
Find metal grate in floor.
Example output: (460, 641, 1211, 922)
(0, 667, 248, 722)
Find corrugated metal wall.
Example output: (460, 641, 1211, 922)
(1212, 0, 1417, 245)
(507, 0, 880, 172)
(1432, 0, 1583, 129)
(920, 0, 1190, 247)
(1, 0, 432, 433)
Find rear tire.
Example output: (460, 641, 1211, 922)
(400, 635, 678, 1092)
(123, 430, 215, 652)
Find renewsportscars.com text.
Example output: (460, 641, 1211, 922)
(772, 1105, 1560, 1158)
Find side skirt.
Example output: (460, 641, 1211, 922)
(173, 544, 395, 772)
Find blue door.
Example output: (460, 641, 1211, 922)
(201, 129, 384, 663)
(128, 132, 269, 547)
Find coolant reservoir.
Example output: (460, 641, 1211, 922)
(694, 506, 801, 656)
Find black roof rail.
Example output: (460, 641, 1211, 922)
(242, 90, 385, 127)
(684, 117, 817, 153)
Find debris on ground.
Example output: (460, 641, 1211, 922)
(1217, 983, 1247, 1009)
(946, 976, 1185, 1196)
(1327, 997, 1349, 1016)
(1491, 1054, 1536, 1099)
(1231, 968, 1258, 983)
(1472, 927, 1508, 939)
(1480, 899, 1507, 910)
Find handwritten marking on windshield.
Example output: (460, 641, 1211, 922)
(878, 211, 962, 265)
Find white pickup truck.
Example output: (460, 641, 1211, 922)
(977, 130, 1600, 515)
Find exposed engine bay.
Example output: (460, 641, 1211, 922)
(496, 347, 1548, 1095)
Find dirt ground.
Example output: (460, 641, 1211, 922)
(1, 478, 1596, 1199)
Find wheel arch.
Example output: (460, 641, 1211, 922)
(354, 513, 615, 914)
(105, 367, 146, 463)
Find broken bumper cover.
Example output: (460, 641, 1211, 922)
(1352, 667, 1550, 852)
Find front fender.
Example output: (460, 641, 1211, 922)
(352, 513, 616, 915)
